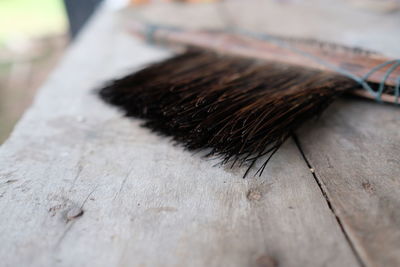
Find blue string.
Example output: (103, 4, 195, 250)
(376, 62, 400, 102)
(144, 24, 400, 104)
(145, 24, 158, 43)
(395, 76, 400, 104)
(232, 28, 400, 104)
(361, 59, 400, 102)
(145, 23, 181, 44)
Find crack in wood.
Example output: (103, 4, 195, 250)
(54, 185, 98, 249)
(292, 134, 366, 267)
(113, 167, 134, 200)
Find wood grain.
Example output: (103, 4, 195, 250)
(0, 3, 360, 267)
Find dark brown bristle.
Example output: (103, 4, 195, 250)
(99, 50, 359, 177)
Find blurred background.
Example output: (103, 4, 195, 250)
(0, 0, 104, 143)
(1, 0, 64, 143)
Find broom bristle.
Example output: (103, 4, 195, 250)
(99, 50, 359, 177)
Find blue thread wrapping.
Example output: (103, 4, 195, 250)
(233, 29, 400, 104)
(395, 77, 400, 104)
(145, 24, 158, 43)
(144, 24, 400, 104)
(145, 23, 181, 44)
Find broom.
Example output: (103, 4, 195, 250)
(99, 22, 400, 177)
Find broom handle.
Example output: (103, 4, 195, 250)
(127, 22, 400, 103)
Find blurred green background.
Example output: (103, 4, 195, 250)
(0, 0, 67, 143)
(0, 0, 67, 46)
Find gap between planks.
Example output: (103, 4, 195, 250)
(292, 134, 366, 267)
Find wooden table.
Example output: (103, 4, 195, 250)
(1, 1, 399, 266)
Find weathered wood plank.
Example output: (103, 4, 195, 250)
(0, 3, 360, 267)
(297, 99, 400, 267)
